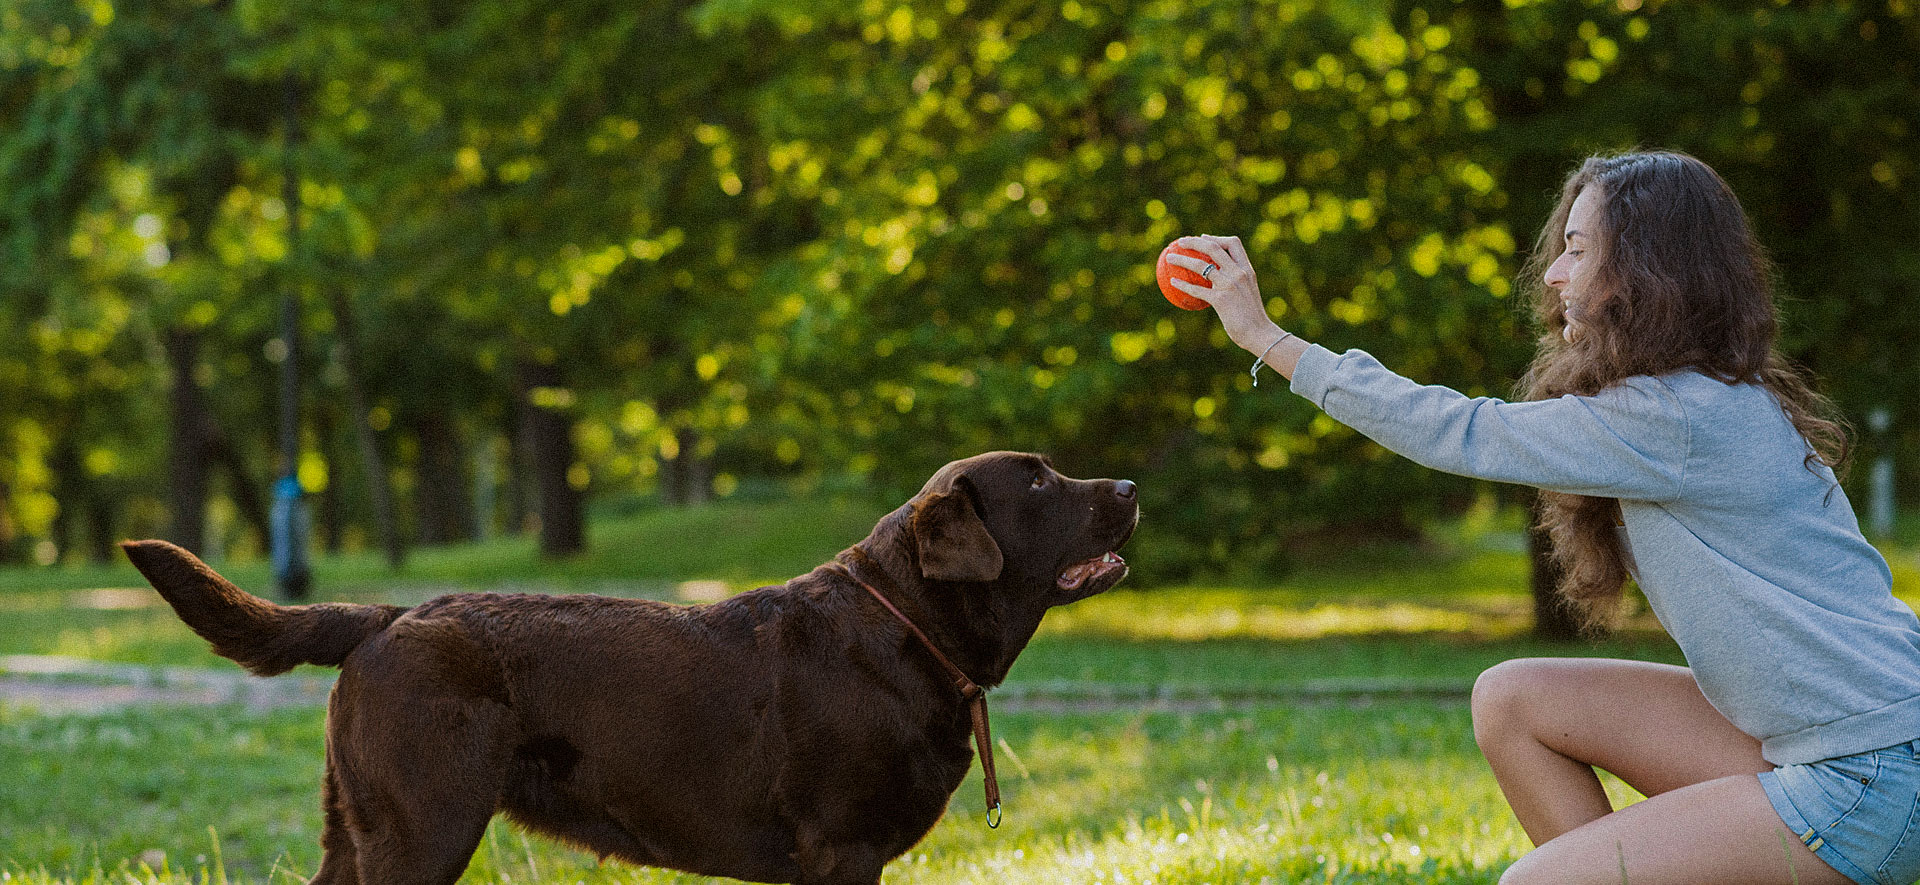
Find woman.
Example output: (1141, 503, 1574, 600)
(1167, 150, 1920, 885)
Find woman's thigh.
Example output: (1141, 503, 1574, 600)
(1502, 773, 1853, 885)
(1473, 657, 1769, 796)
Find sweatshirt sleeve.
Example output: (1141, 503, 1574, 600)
(1289, 344, 1689, 501)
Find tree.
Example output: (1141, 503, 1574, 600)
(2, 0, 290, 557)
(2, 0, 1909, 601)
(695, 0, 1527, 579)
(1417, 0, 1919, 634)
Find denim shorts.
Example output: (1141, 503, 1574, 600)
(1760, 739, 1920, 885)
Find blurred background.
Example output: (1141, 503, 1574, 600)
(1, 0, 1914, 625)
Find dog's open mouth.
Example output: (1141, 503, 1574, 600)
(1057, 551, 1127, 593)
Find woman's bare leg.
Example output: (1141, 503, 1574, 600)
(1471, 658, 1849, 884)
(1499, 773, 1851, 885)
(1471, 658, 1768, 840)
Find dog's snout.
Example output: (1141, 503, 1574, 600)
(1113, 479, 1136, 500)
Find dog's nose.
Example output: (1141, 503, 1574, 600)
(1114, 479, 1136, 500)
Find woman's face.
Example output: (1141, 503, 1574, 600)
(1544, 184, 1606, 342)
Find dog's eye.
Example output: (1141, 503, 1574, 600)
(1030, 474, 1047, 490)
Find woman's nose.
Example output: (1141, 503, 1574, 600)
(1544, 256, 1569, 290)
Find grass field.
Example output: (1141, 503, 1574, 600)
(2, 495, 1914, 883)
(2, 700, 1599, 885)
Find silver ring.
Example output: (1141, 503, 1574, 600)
(1201, 263, 1216, 281)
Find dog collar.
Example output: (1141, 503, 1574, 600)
(842, 568, 1003, 828)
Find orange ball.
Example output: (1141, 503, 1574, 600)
(1155, 243, 1212, 310)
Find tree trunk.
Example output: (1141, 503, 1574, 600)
(660, 444, 684, 505)
(85, 491, 115, 565)
(660, 427, 713, 506)
(1528, 495, 1582, 641)
(685, 434, 713, 505)
(323, 286, 405, 570)
(516, 360, 585, 557)
(209, 433, 271, 551)
(47, 431, 118, 564)
(472, 433, 498, 541)
(411, 410, 473, 546)
(503, 413, 529, 536)
(48, 435, 80, 562)
(163, 327, 214, 555)
(314, 402, 345, 554)
(0, 479, 19, 564)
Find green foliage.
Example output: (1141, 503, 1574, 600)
(669, 0, 1540, 578)
(0, 0, 1912, 579)
(1412, 0, 1920, 422)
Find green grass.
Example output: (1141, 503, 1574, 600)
(0, 706, 325, 880)
(2, 493, 1915, 883)
(0, 701, 1591, 884)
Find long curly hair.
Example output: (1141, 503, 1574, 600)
(1516, 151, 1851, 632)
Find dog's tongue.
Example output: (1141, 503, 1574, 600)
(1057, 551, 1126, 591)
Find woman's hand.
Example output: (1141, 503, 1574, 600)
(1165, 234, 1309, 381)
(1165, 235, 1282, 352)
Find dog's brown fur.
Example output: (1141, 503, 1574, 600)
(124, 452, 1137, 885)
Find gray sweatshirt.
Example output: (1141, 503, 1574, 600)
(1291, 344, 1920, 765)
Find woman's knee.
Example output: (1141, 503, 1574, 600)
(1471, 658, 1557, 746)
(1495, 851, 1553, 885)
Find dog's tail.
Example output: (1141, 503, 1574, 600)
(121, 540, 407, 676)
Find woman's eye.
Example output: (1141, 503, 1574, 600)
(1567, 249, 1585, 258)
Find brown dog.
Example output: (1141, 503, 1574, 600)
(123, 451, 1137, 885)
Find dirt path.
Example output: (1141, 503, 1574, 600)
(0, 655, 336, 715)
(0, 654, 1470, 716)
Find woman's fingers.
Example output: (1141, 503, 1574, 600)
(1218, 235, 1249, 266)
(1163, 250, 1215, 276)
(1167, 275, 1217, 305)
(1166, 234, 1276, 351)
(1175, 236, 1235, 269)
(1177, 234, 1251, 270)
(1174, 236, 1259, 295)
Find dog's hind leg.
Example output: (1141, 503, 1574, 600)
(325, 656, 516, 885)
(309, 758, 360, 885)
(331, 712, 509, 885)
(791, 827, 888, 885)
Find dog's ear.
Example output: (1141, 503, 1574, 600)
(913, 480, 1004, 583)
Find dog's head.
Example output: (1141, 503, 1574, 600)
(908, 451, 1137, 605)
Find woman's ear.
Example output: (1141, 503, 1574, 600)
(912, 481, 1004, 583)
